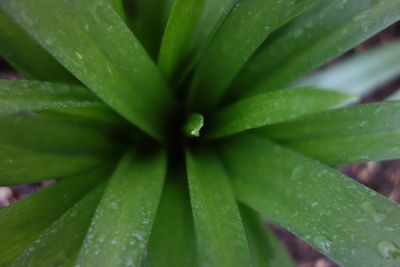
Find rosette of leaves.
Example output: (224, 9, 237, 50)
(1, 0, 400, 266)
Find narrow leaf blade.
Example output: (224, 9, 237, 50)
(298, 41, 400, 96)
(232, 0, 400, 98)
(77, 150, 167, 267)
(158, 0, 206, 81)
(0, 80, 102, 115)
(206, 88, 351, 139)
(185, 147, 252, 267)
(1, 0, 177, 141)
(9, 182, 107, 267)
(0, 10, 75, 82)
(188, 0, 320, 112)
(0, 166, 112, 266)
(145, 173, 197, 267)
(239, 204, 295, 267)
(258, 101, 400, 165)
(220, 135, 400, 267)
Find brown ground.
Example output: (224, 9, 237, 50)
(0, 19, 399, 267)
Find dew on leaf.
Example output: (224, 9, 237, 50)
(314, 236, 332, 253)
(377, 240, 400, 259)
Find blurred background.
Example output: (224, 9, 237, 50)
(0, 20, 399, 267)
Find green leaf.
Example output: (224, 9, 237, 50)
(9, 182, 107, 267)
(145, 172, 197, 267)
(258, 101, 400, 165)
(40, 106, 127, 129)
(0, 143, 112, 185)
(76, 150, 167, 267)
(0, 0, 177, 142)
(231, 0, 400, 98)
(185, 147, 252, 267)
(130, 0, 174, 60)
(158, 0, 207, 81)
(298, 41, 400, 96)
(0, 114, 118, 155)
(189, 0, 237, 54)
(0, 9, 75, 82)
(205, 88, 351, 139)
(108, 0, 126, 20)
(0, 166, 112, 266)
(187, 0, 320, 112)
(239, 204, 295, 267)
(220, 134, 400, 267)
(0, 80, 102, 115)
(174, 0, 238, 89)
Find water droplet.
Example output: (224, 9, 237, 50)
(360, 202, 386, 223)
(314, 236, 332, 253)
(377, 240, 400, 259)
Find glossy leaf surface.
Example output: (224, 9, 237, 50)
(188, 0, 320, 112)
(206, 88, 351, 139)
(77, 150, 166, 267)
(186, 147, 252, 267)
(298, 41, 400, 96)
(1, 0, 177, 142)
(0, 167, 111, 266)
(259, 101, 400, 165)
(0, 10, 75, 82)
(0, 80, 101, 115)
(220, 135, 400, 267)
(232, 0, 400, 98)
(9, 182, 107, 267)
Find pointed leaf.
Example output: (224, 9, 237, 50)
(9, 182, 107, 267)
(0, 166, 112, 266)
(298, 41, 400, 96)
(0, 10, 75, 82)
(258, 101, 400, 165)
(145, 172, 197, 267)
(77, 150, 167, 267)
(206, 88, 351, 139)
(131, 0, 174, 60)
(1, 0, 177, 142)
(239, 204, 295, 267)
(187, 0, 320, 112)
(220, 135, 400, 267)
(232, 0, 400, 98)
(185, 147, 252, 267)
(0, 80, 102, 115)
(158, 0, 207, 81)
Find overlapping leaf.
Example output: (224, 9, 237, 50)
(298, 41, 400, 96)
(0, 80, 102, 115)
(188, 0, 320, 112)
(220, 135, 400, 267)
(206, 88, 351, 139)
(258, 101, 400, 165)
(158, 0, 207, 81)
(9, 182, 107, 267)
(77, 150, 166, 267)
(186, 147, 252, 267)
(0, 167, 112, 266)
(0, 10, 75, 82)
(231, 0, 400, 98)
(0, 0, 177, 142)
(145, 173, 197, 267)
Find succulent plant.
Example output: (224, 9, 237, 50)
(0, 0, 400, 266)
